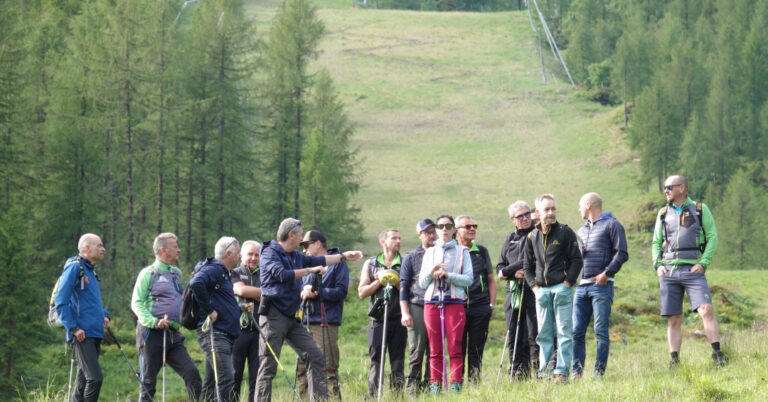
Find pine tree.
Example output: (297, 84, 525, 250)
(300, 71, 362, 247)
(715, 167, 768, 269)
(261, 0, 324, 226)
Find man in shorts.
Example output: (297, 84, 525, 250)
(653, 175, 724, 367)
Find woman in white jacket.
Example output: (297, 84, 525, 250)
(419, 214, 473, 394)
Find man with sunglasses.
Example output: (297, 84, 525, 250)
(400, 219, 437, 394)
(257, 218, 363, 401)
(496, 201, 539, 379)
(132, 232, 202, 401)
(572, 193, 628, 379)
(456, 215, 495, 383)
(296, 230, 349, 400)
(653, 175, 723, 367)
(523, 194, 583, 382)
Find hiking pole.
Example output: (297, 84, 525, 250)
(67, 343, 75, 401)
(248, 312, 304, 402)
(510, 281, 526, 379)
(162, 315, 168, 402)
(495, 283, 520, 385)
(377, 284, 391, 401)
(107, 327, 141, 383)
(202, 317, 222, 402)
(438, 278, 448, 389)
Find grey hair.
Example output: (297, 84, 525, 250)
(455, 215, 472, 225)
(507, 200, 531, 217)
(535, 193, 556, 210)
(214, 236, 239, 259)
(241, 240, 260, 252)
(153, 232, 178, 255)
(78, 233, 100, 253)
(277, 218, 302, 242)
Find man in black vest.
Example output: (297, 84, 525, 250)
(457, 215, 496, 383)
(231, 240, 262, 402)
(652, 175, 723, 367)
(358, 229, 407, 397)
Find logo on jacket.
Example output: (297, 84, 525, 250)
(552, 240, 560, 245)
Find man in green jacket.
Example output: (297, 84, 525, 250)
(132, 233, 202, 401)
(652, 175, 724, 367)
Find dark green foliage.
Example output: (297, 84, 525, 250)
(0, 0, 360, 395)
(561, 0, 768, 260)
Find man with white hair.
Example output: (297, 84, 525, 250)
(189, 236, 242, 402)
(54, 233, 110, 402)
(231, 240, 262, 402)
(132, 232, 201, 401)
(256, 218, 363, 401)
(523, 194, 583, 382)
(497, 201, 539, 379)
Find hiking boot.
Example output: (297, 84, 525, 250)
(669, 355, 680, 369)
(592, 370, 605, 379)
(428, 382, 441, 396)
(712, 350, 726, 367)
(553, 374, 568, 383)
(449, 382, 462, 393)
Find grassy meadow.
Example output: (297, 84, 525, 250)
(27, 1, 768, 400)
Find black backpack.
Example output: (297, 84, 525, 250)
(180, 259, 226, 330)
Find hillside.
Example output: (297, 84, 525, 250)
(27, 2, 767, 401)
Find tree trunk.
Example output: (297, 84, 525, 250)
(123, 46, 136, 277)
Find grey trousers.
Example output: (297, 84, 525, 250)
(256, 308, 328, 401)
(405, 304, 430, 391)
(70, 338, 103, 402)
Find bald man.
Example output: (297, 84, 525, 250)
(572, 193, 628, 378)
(54, 233, 110, 402)
(652, 175, 723, 367)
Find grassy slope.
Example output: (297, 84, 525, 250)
(28, 1, 768, 401)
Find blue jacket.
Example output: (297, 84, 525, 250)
(301, 248, 349, 325)
(189, 258, 240, 337)
(54, 256, 110, 342)
(577, 212, 629, 280)
(260, 240, 327, 317)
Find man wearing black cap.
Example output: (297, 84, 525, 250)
(400, 219, 437, 393)
(296, 230, 349, 400)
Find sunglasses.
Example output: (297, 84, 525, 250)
(664, 184, 683, 191)
(514, 211, 532, 220)
(459, 224, 478, 230)
(436, 223, 454, 230)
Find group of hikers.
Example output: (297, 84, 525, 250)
(54, 174, 725, 401)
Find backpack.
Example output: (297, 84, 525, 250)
(179, 259, 226, 330)
(47, 258, 85, 328)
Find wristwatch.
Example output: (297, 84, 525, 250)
(339, 253, 347, 262)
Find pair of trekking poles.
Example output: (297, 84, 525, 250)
(495, 279, 525, 385)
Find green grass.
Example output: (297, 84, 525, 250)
(26, 1, 768, 400)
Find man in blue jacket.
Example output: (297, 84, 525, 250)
(256, 218, 362, 401)
(189, 236, 242, 402)
(296, 230, 349, 400)
(54, 233, 110, 402)
(572, 193, 628, 378)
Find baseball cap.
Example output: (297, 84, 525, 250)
(416, 218, 436, 234)
(300, 230, 326, 248)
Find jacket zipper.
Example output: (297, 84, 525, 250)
(542, 229, 549, 287)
